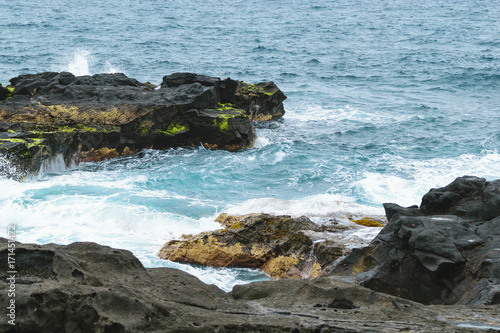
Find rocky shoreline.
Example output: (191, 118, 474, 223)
(1, 239, 498, 332)
(159, 176, 500, 306)
(0, 72, 286, 180)
(1, 176, 499, 332)
(158, 213, 386, 280)
(1, 73, 499, 331)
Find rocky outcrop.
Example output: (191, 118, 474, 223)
(330, 176, 500, 305)
(0, 72, 286, 179)
(1, 239, 496, 332)
(234, 81, 286, 121)
(159, 213, 385, 279)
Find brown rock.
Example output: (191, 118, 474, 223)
(159, 213, 346, 279)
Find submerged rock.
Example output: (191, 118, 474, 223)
(329, 176, 500, 305)
(1, 239, 495, 332)
(159, 213, 384, 279)
(0, 72, 286, 179)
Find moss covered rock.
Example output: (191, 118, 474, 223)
(234, 81, 287, 121)
(0, 72, 287, 179)
(159, 213, 346, 279)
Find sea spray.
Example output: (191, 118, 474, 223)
(66, 49, 91, 76)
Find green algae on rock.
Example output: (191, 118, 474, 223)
(159, 213, 345, 280)
(0, 72, 287, 179)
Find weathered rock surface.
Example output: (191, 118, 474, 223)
(159, 213, 384, 279)
(234, 81, 286, 121)
(1, 239, 497, 332)
(330, 176, 500, 306)
(0, 72, 286, 179)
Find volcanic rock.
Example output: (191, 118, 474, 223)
(0, 72, 286, 180)
(1, 239, 496, 332)
(235, 81, 286, 121)
(329, 176, 500, 305)
(158, 213, 377, 279)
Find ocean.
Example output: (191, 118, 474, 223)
(1, 0, 499, 291)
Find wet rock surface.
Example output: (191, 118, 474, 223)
(159, 213, 356, 279)
(330, 176, 500, 306)
(1, 239, 497, 332)
(0, 72, 286, 179)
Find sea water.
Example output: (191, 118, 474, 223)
(1, 0, 499, 291)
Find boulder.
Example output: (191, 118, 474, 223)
(0, 72, 286, 179)
(159, 213, 384, 279)
(1, 239, 494, 332)
(329, 176, 500, 305)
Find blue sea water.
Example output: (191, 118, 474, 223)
(1, 0, 500, 290)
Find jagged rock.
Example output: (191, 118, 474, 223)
(0, 72, 286, 179)
(329, 176, 500, 305)
(234, 81, 286, 121)
(1, 239, 495, 332)
(159, 214, 372, 279)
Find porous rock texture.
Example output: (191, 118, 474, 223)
(330, 176, 500, 305)
(1, 239, 496, 332)
(0, 72, 286, 179)
(158, 213, 349, 279)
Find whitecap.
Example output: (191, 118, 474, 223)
(254, 135, 270, 148)
(354, 152, 500, 206)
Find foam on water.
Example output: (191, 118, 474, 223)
(0, 169, 270, 291)
(2, 0, 500, 293)
(285, 104, 386, 125)
(223, 193, 385, 218)
(356, 152, 500, 206)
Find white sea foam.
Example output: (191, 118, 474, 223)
(0, 174, 260, 291)
(144, 258, 269, 292)
(254, 135, 271, 148)
(355, 152, 500, 206)
(0, 188, 219, 254)
(223, 193, 384, 218)
(284, 104, 404, 125)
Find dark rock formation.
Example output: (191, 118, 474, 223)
(1, 239, 494, 332)
(159, 213, 384, 279)
(330, 176, 500, 306)
(0, 72, 286, 180)
(235, 81, 286, 121)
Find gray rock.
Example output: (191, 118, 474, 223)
(330, 176, 500, 305)
(1, 239, 494, 332)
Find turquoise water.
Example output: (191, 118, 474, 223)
(1, 0, 500, 290)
